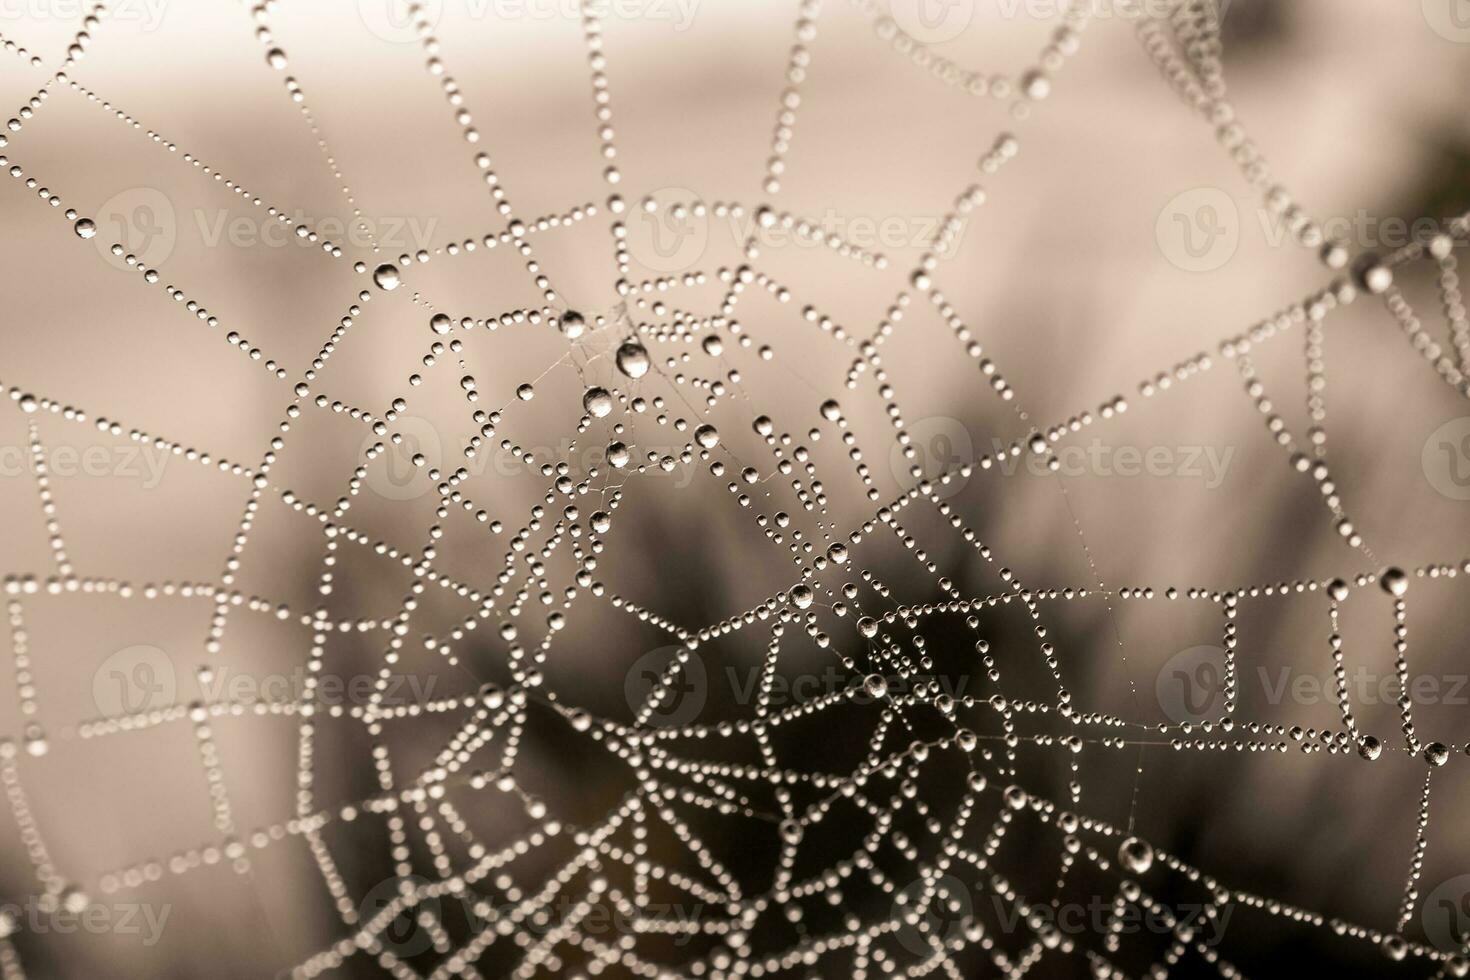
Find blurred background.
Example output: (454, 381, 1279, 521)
(1, 0, 1469, 976)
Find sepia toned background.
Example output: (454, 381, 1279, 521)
(1, 0, 1470, 976)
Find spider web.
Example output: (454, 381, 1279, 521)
(0, 0, 1467, 977)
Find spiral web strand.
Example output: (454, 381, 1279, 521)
(0, 0, 1467, 977)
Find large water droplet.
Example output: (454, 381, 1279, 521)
(560, 310, 586, 339)
(373, 263, 401, 290)
(616, 341, 649, 379)
(1358, 736, 1382, 761)
(583, 387, 613, 418)
(1379, 567, 1408, 597)
(1117, 836, 1153, 875)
